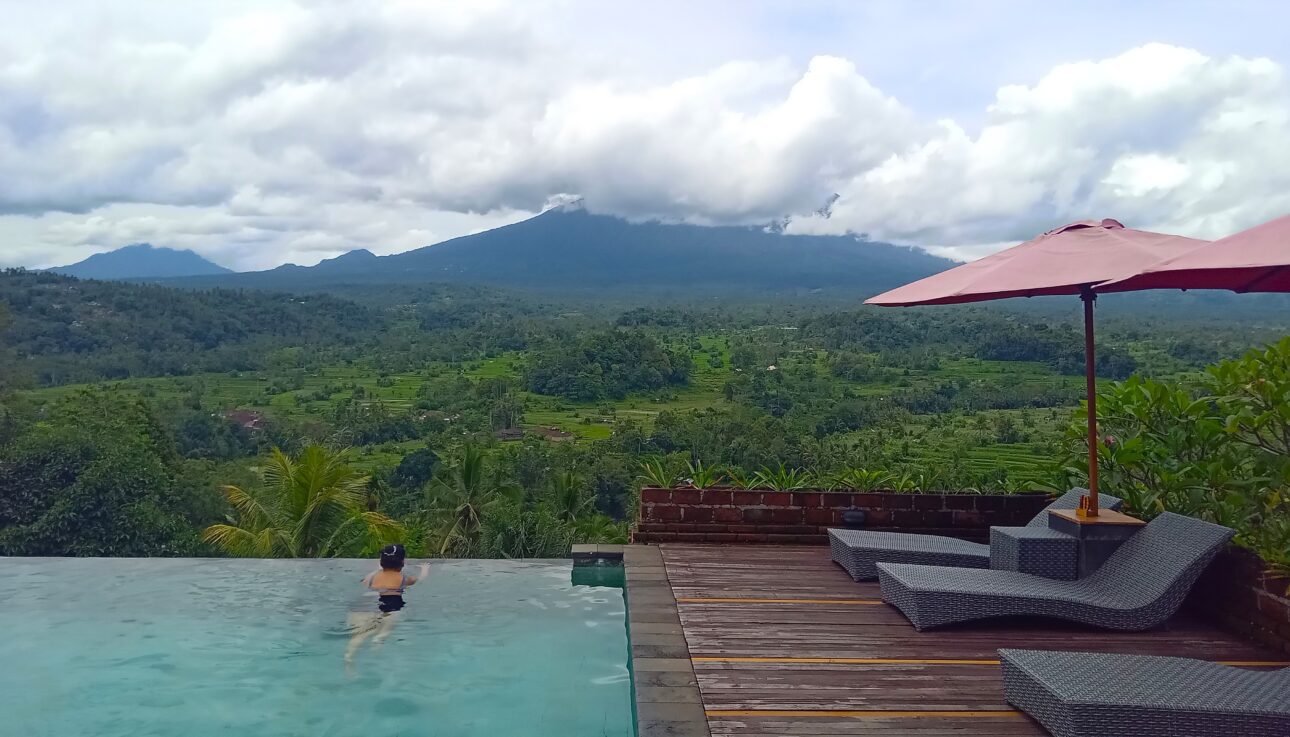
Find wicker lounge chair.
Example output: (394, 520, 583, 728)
(828, 489, 1121, 581)
(876, 512, 1233, 631)
(999, 648, 1290, 737)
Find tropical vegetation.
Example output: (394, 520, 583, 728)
(2, 268, 1288, 565)
(203, 445, 401, 557)
(1057, 338, 1290, 579)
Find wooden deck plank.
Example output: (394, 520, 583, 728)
(658, 543, 1281, 736)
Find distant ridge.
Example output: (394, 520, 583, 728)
(167, 209, 957, 295)
(50, 244, 233, 280)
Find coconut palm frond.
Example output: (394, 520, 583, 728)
(202, 524, 265, 557)
(205, 444, 388, 558)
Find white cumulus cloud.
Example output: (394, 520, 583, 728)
(0, 2, 1286, 270)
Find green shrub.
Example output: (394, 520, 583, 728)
(1057, 337, 1290, 584)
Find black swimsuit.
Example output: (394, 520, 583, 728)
(369, 573, 408, 613)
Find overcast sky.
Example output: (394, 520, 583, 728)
(2, 0, 1288, 270)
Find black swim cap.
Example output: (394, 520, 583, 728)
(380, 543, 406, 569)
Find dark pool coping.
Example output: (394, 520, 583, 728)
(572, 544, 710, 737)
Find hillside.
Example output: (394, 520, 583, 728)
(168, 208, 957, 295)
(0, 270, 379, 385)
(50, 244, 233, 280)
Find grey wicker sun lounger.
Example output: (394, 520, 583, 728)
(828, 489, 1121, 581)
(876, 512, 1233, 631)
(999, 648, 1290, 737)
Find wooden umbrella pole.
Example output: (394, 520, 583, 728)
(1081, 289, 1099, 516)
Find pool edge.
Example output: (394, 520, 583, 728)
(621, 544, 711, 737)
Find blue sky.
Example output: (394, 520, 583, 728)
(1, 0, 1287, 269)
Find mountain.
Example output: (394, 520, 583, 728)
(170, 209, 956, 296)
(49, 244, 233, 280)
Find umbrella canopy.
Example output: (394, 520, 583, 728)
(1097, 214, 1290, 294)
(867, 219, 1209, 306)
(866, 219, 1208, 516)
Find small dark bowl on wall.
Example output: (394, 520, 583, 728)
(841, 510, 867, 528)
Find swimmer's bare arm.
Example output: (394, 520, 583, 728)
(405, 563, 431, 586)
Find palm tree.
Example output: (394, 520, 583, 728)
(426, 445, 517, 556)
(574, 514, 629, 544)
(203, 445, 401, 557)
(548, 470, 594, 523)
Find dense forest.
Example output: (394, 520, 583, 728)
(1, 269, 1287, 559)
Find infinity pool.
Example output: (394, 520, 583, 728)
(0, 558, 633, 737)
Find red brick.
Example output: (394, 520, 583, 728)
(783, 525, 819, 535)
(821, 493, 854, 508)
(771, 508, 803, 524)
(850, 493, 883, 507)
(866, 509, 892, 525)
(804, 509, 836, 526)
(736, 533, 770, 543)
(652, 504, 683, 522)
(728, 525, 758, 534)
(635, 522, 668, 533)
(945, 495, 977, 510)
(694, 523, 727, 533)
(1256, 592, 1290, 622)
(674, 532, 708, 543)
(952, 510, 985, 527)
(733, 491, 763, 505)
(701, 489, 733, 505)
(743, 508, 772, 523)
(707, 533, 739, 543)
(892, 510, 926, 526)
(649, 532, 678, 542)
(671, 488, 702, 504)
(714, 507, 744, 523)
(682, 506, 714, 523)
(797, 534, 829, 544)
(913, 495, 944, 511)
(640, 487, 672, 503)
(766, 534, 800, 544)
(798, 492, 824, 508)
(761, 525, 796, 534)
(1261, 575, 1290, 597)
(762, 492, 793, 507)
(882, 494, 914, 510)
(923, 511, 954, 527)
(975, 496, 1008, 512)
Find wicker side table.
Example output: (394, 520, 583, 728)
(990, 526, 1078, 580)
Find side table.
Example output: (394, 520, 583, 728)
(990, 526, 1078, 580)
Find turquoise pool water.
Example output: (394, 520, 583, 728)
(0, 558, 633, 737)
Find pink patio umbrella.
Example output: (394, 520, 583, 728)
(866, 219, 1208, 515)
(1097, 214, 1290, 294)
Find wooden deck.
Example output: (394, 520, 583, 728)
(659, 544, 1286, 736)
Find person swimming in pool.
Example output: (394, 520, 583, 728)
(345, 544, 429, 673)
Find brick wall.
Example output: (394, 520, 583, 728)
(632, 487, 1052, 545)
(1186, 545, 1290, 655)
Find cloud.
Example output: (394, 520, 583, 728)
(789, 44, 1290, 250)
(0, 1, 1286, 270)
